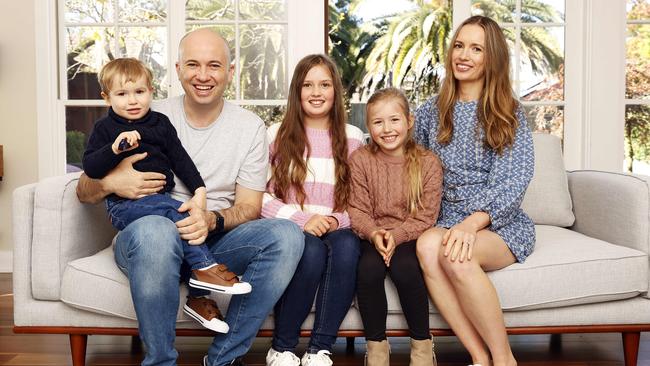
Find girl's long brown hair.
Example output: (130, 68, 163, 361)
(269, 54, 350, 211)
(366, 88, 426, 215)
(437, 15, 518, 154)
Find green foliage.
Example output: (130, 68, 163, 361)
(66, 130, 86, 167)
(328, 0, 381, 99)
(625, 1, 650, 171)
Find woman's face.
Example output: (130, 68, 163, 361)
(451, 24, 486, 85)
(300, 65, 335, 121)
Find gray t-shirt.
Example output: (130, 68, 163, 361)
(152, 96, 268, 211)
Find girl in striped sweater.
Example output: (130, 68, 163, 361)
(262, 54, 364, 366)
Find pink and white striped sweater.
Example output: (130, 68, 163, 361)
(261, 123, 365, 229)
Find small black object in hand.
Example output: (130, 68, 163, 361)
(118, 138, 131, 151)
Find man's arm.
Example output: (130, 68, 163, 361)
(219, 184, 263, 230)
(177, 184, 263, 244)
(76, 152, 167, 204)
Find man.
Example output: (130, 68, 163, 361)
(76, 28, 304, 366)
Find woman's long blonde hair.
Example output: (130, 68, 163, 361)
(366, 88, 426, 215)
(437, 15, 518, 154)
(269, 54, 350, 211)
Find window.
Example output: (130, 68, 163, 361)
(471, 0, 565, 140)
(60, 0, 291, 172)
(625, 0, 650, 173)
(328, 0, 566, 140)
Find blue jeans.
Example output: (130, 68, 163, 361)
(114, 215, 304, 366)
(107, 194, 215, 270)
(272, 229, 360, 353)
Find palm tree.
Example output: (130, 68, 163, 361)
(361, 0, 451, 103)
(328, 0, 381, 99)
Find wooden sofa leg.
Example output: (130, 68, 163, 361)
(346, 336, 355, 353)
(131, 335, 143, 354)
(70, 334, 88, 366)
(622, 331, 640, 366)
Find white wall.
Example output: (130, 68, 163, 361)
(0, 0, 39, 272)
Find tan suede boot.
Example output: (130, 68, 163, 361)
(365, 339, 390, 366)
(409, 338, 437, 366)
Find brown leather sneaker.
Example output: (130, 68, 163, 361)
(183, 296, 229, 333)
(189, 264, 252, 294)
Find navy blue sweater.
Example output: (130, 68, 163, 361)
(82, 108, 205, 194)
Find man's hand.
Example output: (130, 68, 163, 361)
(176, 199, 209, 245)
(105, 153, 166, 199)
(77, 152, 166, 204)
(304, 214, 331, 237)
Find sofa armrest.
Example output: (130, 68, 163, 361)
(29, 172, 117, 300)
(568, 170, 649, 254)
(13, 183, 37, 324)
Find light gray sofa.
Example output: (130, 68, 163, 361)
(13, 134, 650, 366)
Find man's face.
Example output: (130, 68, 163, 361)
(176, 32, 234, 107)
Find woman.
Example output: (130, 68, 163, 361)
(414, 16, 535, 366)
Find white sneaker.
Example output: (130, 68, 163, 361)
(301, 350, 333, 366)
(266, 348, 300, 366)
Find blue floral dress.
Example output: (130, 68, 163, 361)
(414, 97, 536, 262)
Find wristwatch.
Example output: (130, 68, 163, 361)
(212, 210, 225, 233)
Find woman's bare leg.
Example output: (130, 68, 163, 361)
(438, 229, 517, 366)
(416, 228, 491, 366)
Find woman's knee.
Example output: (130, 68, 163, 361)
(438, 252, 481, 284)
(416, 229, 445, 272)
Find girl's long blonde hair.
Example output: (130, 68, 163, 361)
(366, 88, 426, 215)
(437, 15, 518, 154)
(269, 54, 350, 211)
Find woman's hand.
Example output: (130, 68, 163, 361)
(442, 221, 477, 262)
(304, 214, 331, 237)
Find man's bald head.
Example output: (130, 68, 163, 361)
(178, 28, 232, 65)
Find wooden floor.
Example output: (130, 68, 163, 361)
(2, 273, 650, 365)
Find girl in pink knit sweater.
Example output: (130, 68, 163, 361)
(262, 54, 364, 366)
(349, 88, 443, 366)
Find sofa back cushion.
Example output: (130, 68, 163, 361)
(31, 173, 117, 300)
(521, 133, 575, 227)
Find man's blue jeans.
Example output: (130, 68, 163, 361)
(114, 215, 304, 366)
(107, 193, 216, 270)
(272, 229, 360, 353)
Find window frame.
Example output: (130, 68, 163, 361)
(36, 0, 633, 177)
(35, 0, 325, 178)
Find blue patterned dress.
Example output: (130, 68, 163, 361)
(414, 97, 535, 262)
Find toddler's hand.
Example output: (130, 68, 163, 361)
(112, 131, 141, 154)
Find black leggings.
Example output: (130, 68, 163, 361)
(356, 240, 430, 341)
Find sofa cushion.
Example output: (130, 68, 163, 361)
(521, 133, 575, 227)
(60, 246, 230, 323)
(31, 173, 117, 300)
(386, 225, 648, 313)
